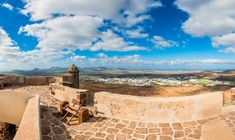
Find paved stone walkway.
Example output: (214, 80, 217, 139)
(13, 86, 235, 140)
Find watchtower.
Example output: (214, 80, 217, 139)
(62, 64, 80, 88)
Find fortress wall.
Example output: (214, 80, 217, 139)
(53, 77, 63, 83)
(94, 91, 223, 122)
(0, 90, 41, 140)
(50, 83, 93, 106)
(24, 76, 49, 85)
(4, 76, 58, 85)
(14, 95, 41, 140)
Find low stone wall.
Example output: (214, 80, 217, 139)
(94, 91, 223, 122)
(14, 95, 41, 140)
(0, 76, 55, 86)
(0, 90, 41, 140)
(0, 90, 34, 126)
(50, 83, 93, 106)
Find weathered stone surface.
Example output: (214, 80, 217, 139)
(133, 133, 145, 139)
(145, 134, 157, 140)
(228, 111, 235, 115)
(184, 128, 192, 135)
(115, 123, 126, 129)
(159, 123, 170, 127)
(111, 118, 120, 123)
(106, 128, 119, 133)
(116, 134, 126, 140)
(89, 138, 103, 140)
(197, 119, 208, 124)
(41, 120, 51, 127)
(160, 136, 172, 140)
(53, 135, 67, 140)
(183, 121, 197, 127)
(52, 127, 64, 134)
(98, 126, 107, 132)
(172, 123, 183, 130)
(41, 127, 51, 135)
(74, 134, 90, 140)
(189, 134, 201, 139)
(76, 124, 91, 131)
(42, 136, 52, 140)
(174, 131, 185, 138)
(128, 121, 137, 129)
(193, 128, 201, 135)
(84, 131, 94, 136)
(95, 132, 106, 138)
(121, 120, 129, 124)
(136, 128, 148, 134)
(161, 127, 173, 135)
(122, 128, 133, 134)
(147, 123, 156, 127)
(138, 122, 146, 127)
(149, 128, 160, 133)
(106, 134, 115, 140)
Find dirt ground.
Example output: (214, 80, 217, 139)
(80, 82, 232, 98)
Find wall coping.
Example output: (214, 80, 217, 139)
(14, 94, 41, 140)
(0, 90, 41, 140)
(94, 91, 224, 122)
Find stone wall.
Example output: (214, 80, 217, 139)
(0, 76, 56, 86)
(14, 95, 41, 140)
(0, 90, 41, 140)
(50, 83, 93, 106)
(24, 76, 51, 85)
(0, 90, 34, 126)
(94, 91, 223, 122)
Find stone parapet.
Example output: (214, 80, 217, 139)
(94, 91, 224, 122)
(14, 95, 41, 140)
(0, 90, 41, 140)
(50, 83, 93, 106)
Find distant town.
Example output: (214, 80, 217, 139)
(1, 66, 235, 88)
(83, 75, 233, 87)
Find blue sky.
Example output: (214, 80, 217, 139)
(1, 0, 235, 71)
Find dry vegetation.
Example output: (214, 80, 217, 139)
(80, 82, 231, 97)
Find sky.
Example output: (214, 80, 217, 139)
(1, 0, 235, 71)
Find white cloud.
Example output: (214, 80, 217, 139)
(175, 0, 235, 54)
(170, 59, 235, 65)
(176, 0, 235, 37)
(125, 27, 148, 38)
(97, 53, 108, 58)
(2, 3, 13, 11)
(91, 30, 147, 51)
(212, 33, 235, 53)
(16, 0, 159, 66)
(212, 33, 235, 48)
(87, 54, 150, 68)
(21, 0, 162, 26)
(19, 15, 103, 51)
(69, 55, 86, 61)
(151, 36, 178, 49)
(0, 27, 70, 69)
(0, 27, 20, 61)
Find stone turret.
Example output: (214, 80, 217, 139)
(62, 64, 80, 88)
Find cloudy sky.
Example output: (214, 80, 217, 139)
(1, 0, 235, 71)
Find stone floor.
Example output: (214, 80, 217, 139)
(10, 86, 235, 140)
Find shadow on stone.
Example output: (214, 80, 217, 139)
(40, 105, 72, 140)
